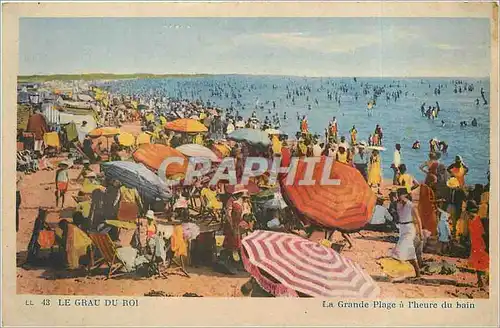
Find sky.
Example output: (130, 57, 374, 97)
(19, 18, 490, 77)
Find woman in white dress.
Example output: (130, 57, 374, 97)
(391, 188, 424, 278)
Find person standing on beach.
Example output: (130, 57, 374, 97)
(391, 144, 402, 185)
(368, 149, 382, 195)
(349, 125, 358, 145)
(447, 155, 469, 187)
(398, 164, 419, 196)
(353, 143, 368, 181)
(465, 200, 489, 288)
(26, 109, 48, 154)
(391, 188, 423, 278)
(55, 161, 70, 208)
(445, 177, 467, 239)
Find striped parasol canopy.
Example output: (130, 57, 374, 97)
(280, 156, 376, 231)
(176, 143, 221, 163)
(164, 118, 208, 133)
(132, 144, 188, 178)
(241, 230, 380, 298)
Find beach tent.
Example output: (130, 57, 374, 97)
(279, 156, 376, 231)
(42, 103, 97, 131)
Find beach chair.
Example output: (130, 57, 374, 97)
(88, 232, 125, 279)
(187, 185, 203, 215)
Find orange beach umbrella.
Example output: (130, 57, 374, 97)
(132, 144, 188, 178)
(280, 156, 376, 231)
(164, 118, 208, 133)
(88, 127, 121, 138)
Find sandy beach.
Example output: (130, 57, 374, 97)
(15, 120, 489, 299)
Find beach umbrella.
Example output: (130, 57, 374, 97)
(280, 156, 376, 231)
(176, 143, 221, 163)
(164, 118, 208, 133)
(88, 127, 121, 155)
(88, 127, 120, 138)
(228, 128, 271, 147)
(265, 128, 281, 135)
(102, 161, 172, 200)
(118, 132, 135, 147)
(241, 230, 380, 298)
(132, 144, 188, 178)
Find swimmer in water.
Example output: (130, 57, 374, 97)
(471, 118, 478, 127)
(441, 120, 445, 127)
(412, 140, 420, 150)
(438, 141, 448, 155)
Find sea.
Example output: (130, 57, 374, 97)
(103, 75, 490, 185)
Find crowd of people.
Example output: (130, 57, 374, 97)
(16, 79, 490, 290)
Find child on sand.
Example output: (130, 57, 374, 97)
(55, 161, 70, 208)
(437, 208, 451, 254)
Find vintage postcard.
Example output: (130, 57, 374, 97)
(1, 1, 499, 327)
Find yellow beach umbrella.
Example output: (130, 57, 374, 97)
(118, 132, 135, 147)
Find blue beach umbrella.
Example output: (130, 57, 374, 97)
(101, 161, 172, 201)
(228, 128, 271, 147)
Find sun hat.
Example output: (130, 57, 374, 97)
(58, 161, 70, 167)
(146, 209, 155, 220)
(446, 177, 460, 188)
(232, 184, 248, 195)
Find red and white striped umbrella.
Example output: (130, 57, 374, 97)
(241, 230, 380, 298)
